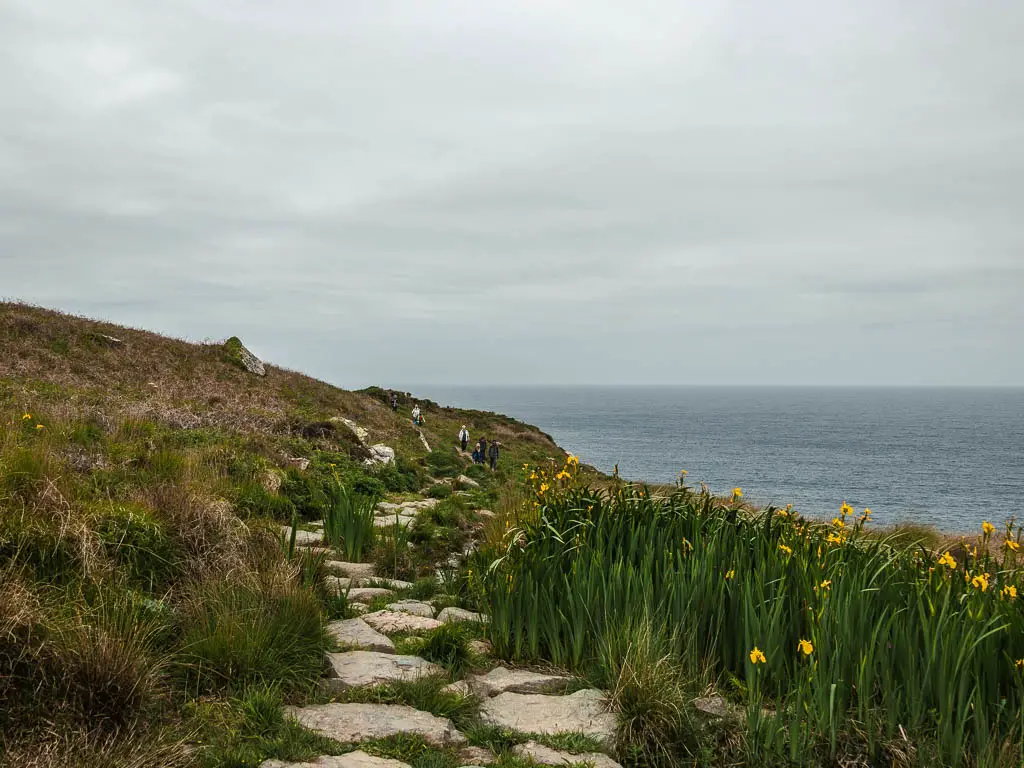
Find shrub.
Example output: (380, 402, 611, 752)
(373, 523, 415, 581)
(425, 483, 452, 500)
(175, 572, 326, 696)
(463, 464, 488, 482)
(233, 481, 296, 521)
(424, 451, 463, 479)
(279, 469, 329, 521)
(376, 456, 425, 493)
(95, 503, 179, 591)
(323, 483, 376, 562)
(413, 624, 471, 676)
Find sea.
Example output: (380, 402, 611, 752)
(414, 386, 1024, 533)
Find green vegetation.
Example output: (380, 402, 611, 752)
(323, 482, 377, 561)
(479, 459, 1024, 767)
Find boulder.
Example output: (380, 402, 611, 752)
(513, 742, 621, 768)
(362, 610, 443, 634)
(224, 337, 265, 376)
(468, 640, 492, 657)
(323, 651, 442, 690)
(327, 619, 395, 654)
(370, 578, 413, 590)
(469, 667, 573, 697)
(386, 601, 435, 618)
(326, 561, 377, 581)
(692, 696, 730, 718)
(438, 607, 487, 624)
(347, 588, 393, 604)
(287, 457, 311, 471)
(325, 576, 353, 593)
(456, 475, 480, 488)
(262, 752, 410, 768)
(479, 689, 616, 746)
(375, 515, 415, 528)
(366, 445, 396, 466)
(332, 417, 370, 444)
(284, 703, 467, 746)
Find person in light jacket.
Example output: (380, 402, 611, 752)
(458, 425, 469, 452)
(411, 405, 421, 426)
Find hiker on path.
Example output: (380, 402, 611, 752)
(390, 393, 398, 411)
(458, 425, 469, 452)
(487, 440, 500, 470)
(479, 437, 488, 464)
(411, 405, 421, 426)
(472, 444, 481, 464)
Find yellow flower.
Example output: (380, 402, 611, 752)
(827, 532, 844, 545)
(555, 470, 570, 481)
(778, 543, 792, 556)
(819, 579, 832, 591)
(566, 455, 579, 467)
(797, 639, 814, 656)
(22, 413, 31, 420)
(749, 646, 767, 665)
(681, 538, 693, 554)
(725, 569, 735, 580)
(1001, 584, 1017, 600)
(831, 518, 846, 529)
(35, 424, 44, 430)
(539, 483, 550, 494)
(982, 521, 995, 536)
(777, 509, 790, 518)
(732, 488, 743, 500)
(971, 573, 990, 592)
(1017, 658, 1024, 670)
(840, 502, 853, 517)
(1005, 539, 1021, 552)
(937, 551, 957, 570)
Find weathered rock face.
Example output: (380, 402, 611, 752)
(438, 607, 487, 624)
(386, 601, 435, 618)
(333, 417, 370, 444)
(479, 689, 617, 746)
(362, 610, 443, 634)
(366, 444, 396, 466)
(224, 336, 265, 376)
(327, 618, 395, 654)
(468, 667, 573, 697)
(323, 651, 442, 690)
(262, 751, 411, 768)
(284, 703, 467, 746)
(457, 747, 495, 767)
(513, 742, 622, 768)
(692, 696, 730, 718)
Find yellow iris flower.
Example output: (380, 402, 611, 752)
(749, 647, 766, 665)
(797, 639, 814, 656)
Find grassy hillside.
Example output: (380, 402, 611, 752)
(0, 303, 568, 766)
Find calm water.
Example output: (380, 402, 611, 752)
(416, 386, 1024, 532)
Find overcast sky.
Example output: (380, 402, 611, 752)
(2, 1, 1022, 388)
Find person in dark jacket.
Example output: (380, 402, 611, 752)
(479, 437, 488, 464)
(390, 393, 398, 411)
(472, 446, 480, 464)
(487, 440, 499, 470)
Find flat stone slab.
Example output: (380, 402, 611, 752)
(262, 751, 411, 768)
(362, 610, 443, 634)
(469, 667, 573, 697)
(438, 607, 488, 624)
(327, 618, 395, 654)
(281, 526, 323, 546)
(347, 588, 393, 604)
(371, 578, 414, 590)
(513, 742, 621, 768)
(325, 576, 353, 594)
(324, 651, 442, 689)
(375, 515, 416, 528)
(285, 703, 467, 746)
(480, 690, 616, 746)
(386, 601, 435, 618)
(457, 747, 495, 766)
(326, 561, 377, 580)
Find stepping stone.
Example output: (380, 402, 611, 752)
(285, 703, 467, 746)
(469, 667, 573, 697)
(402, 499, 440, 510)
(323, 651, 442, 690)
(362, 610, 443, 634)
(262, 751, 410, 768)
(457, 747, 495, 766)
(480, 689, 617, 746)
(327, 618, 395, 654)
(377, 502, 403, 514)
(386, 601, 434, 618)
(307, 520, 325, 529)
(326, 561, 377, 581)
(513, 742, 622, 768)
(438, 607, 488, 624)
(325, 576, 353, 594)
(371, 578, 414, 590)
(281, 527, 323, 546)
(347, 588, 393, 604)
(375, 515, 415, 528)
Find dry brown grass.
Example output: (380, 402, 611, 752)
(0, 726, 193, 768)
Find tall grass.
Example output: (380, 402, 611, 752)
(323, 482, 376, 561)
(481, 466, 1024, 766)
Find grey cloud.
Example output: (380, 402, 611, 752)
(1, 0, 1023, 387)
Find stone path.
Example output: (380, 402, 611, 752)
(263, 491, 620, 768)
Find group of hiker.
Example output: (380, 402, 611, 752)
(465, 426, 500, 469)
(387, 392, 500, 469)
